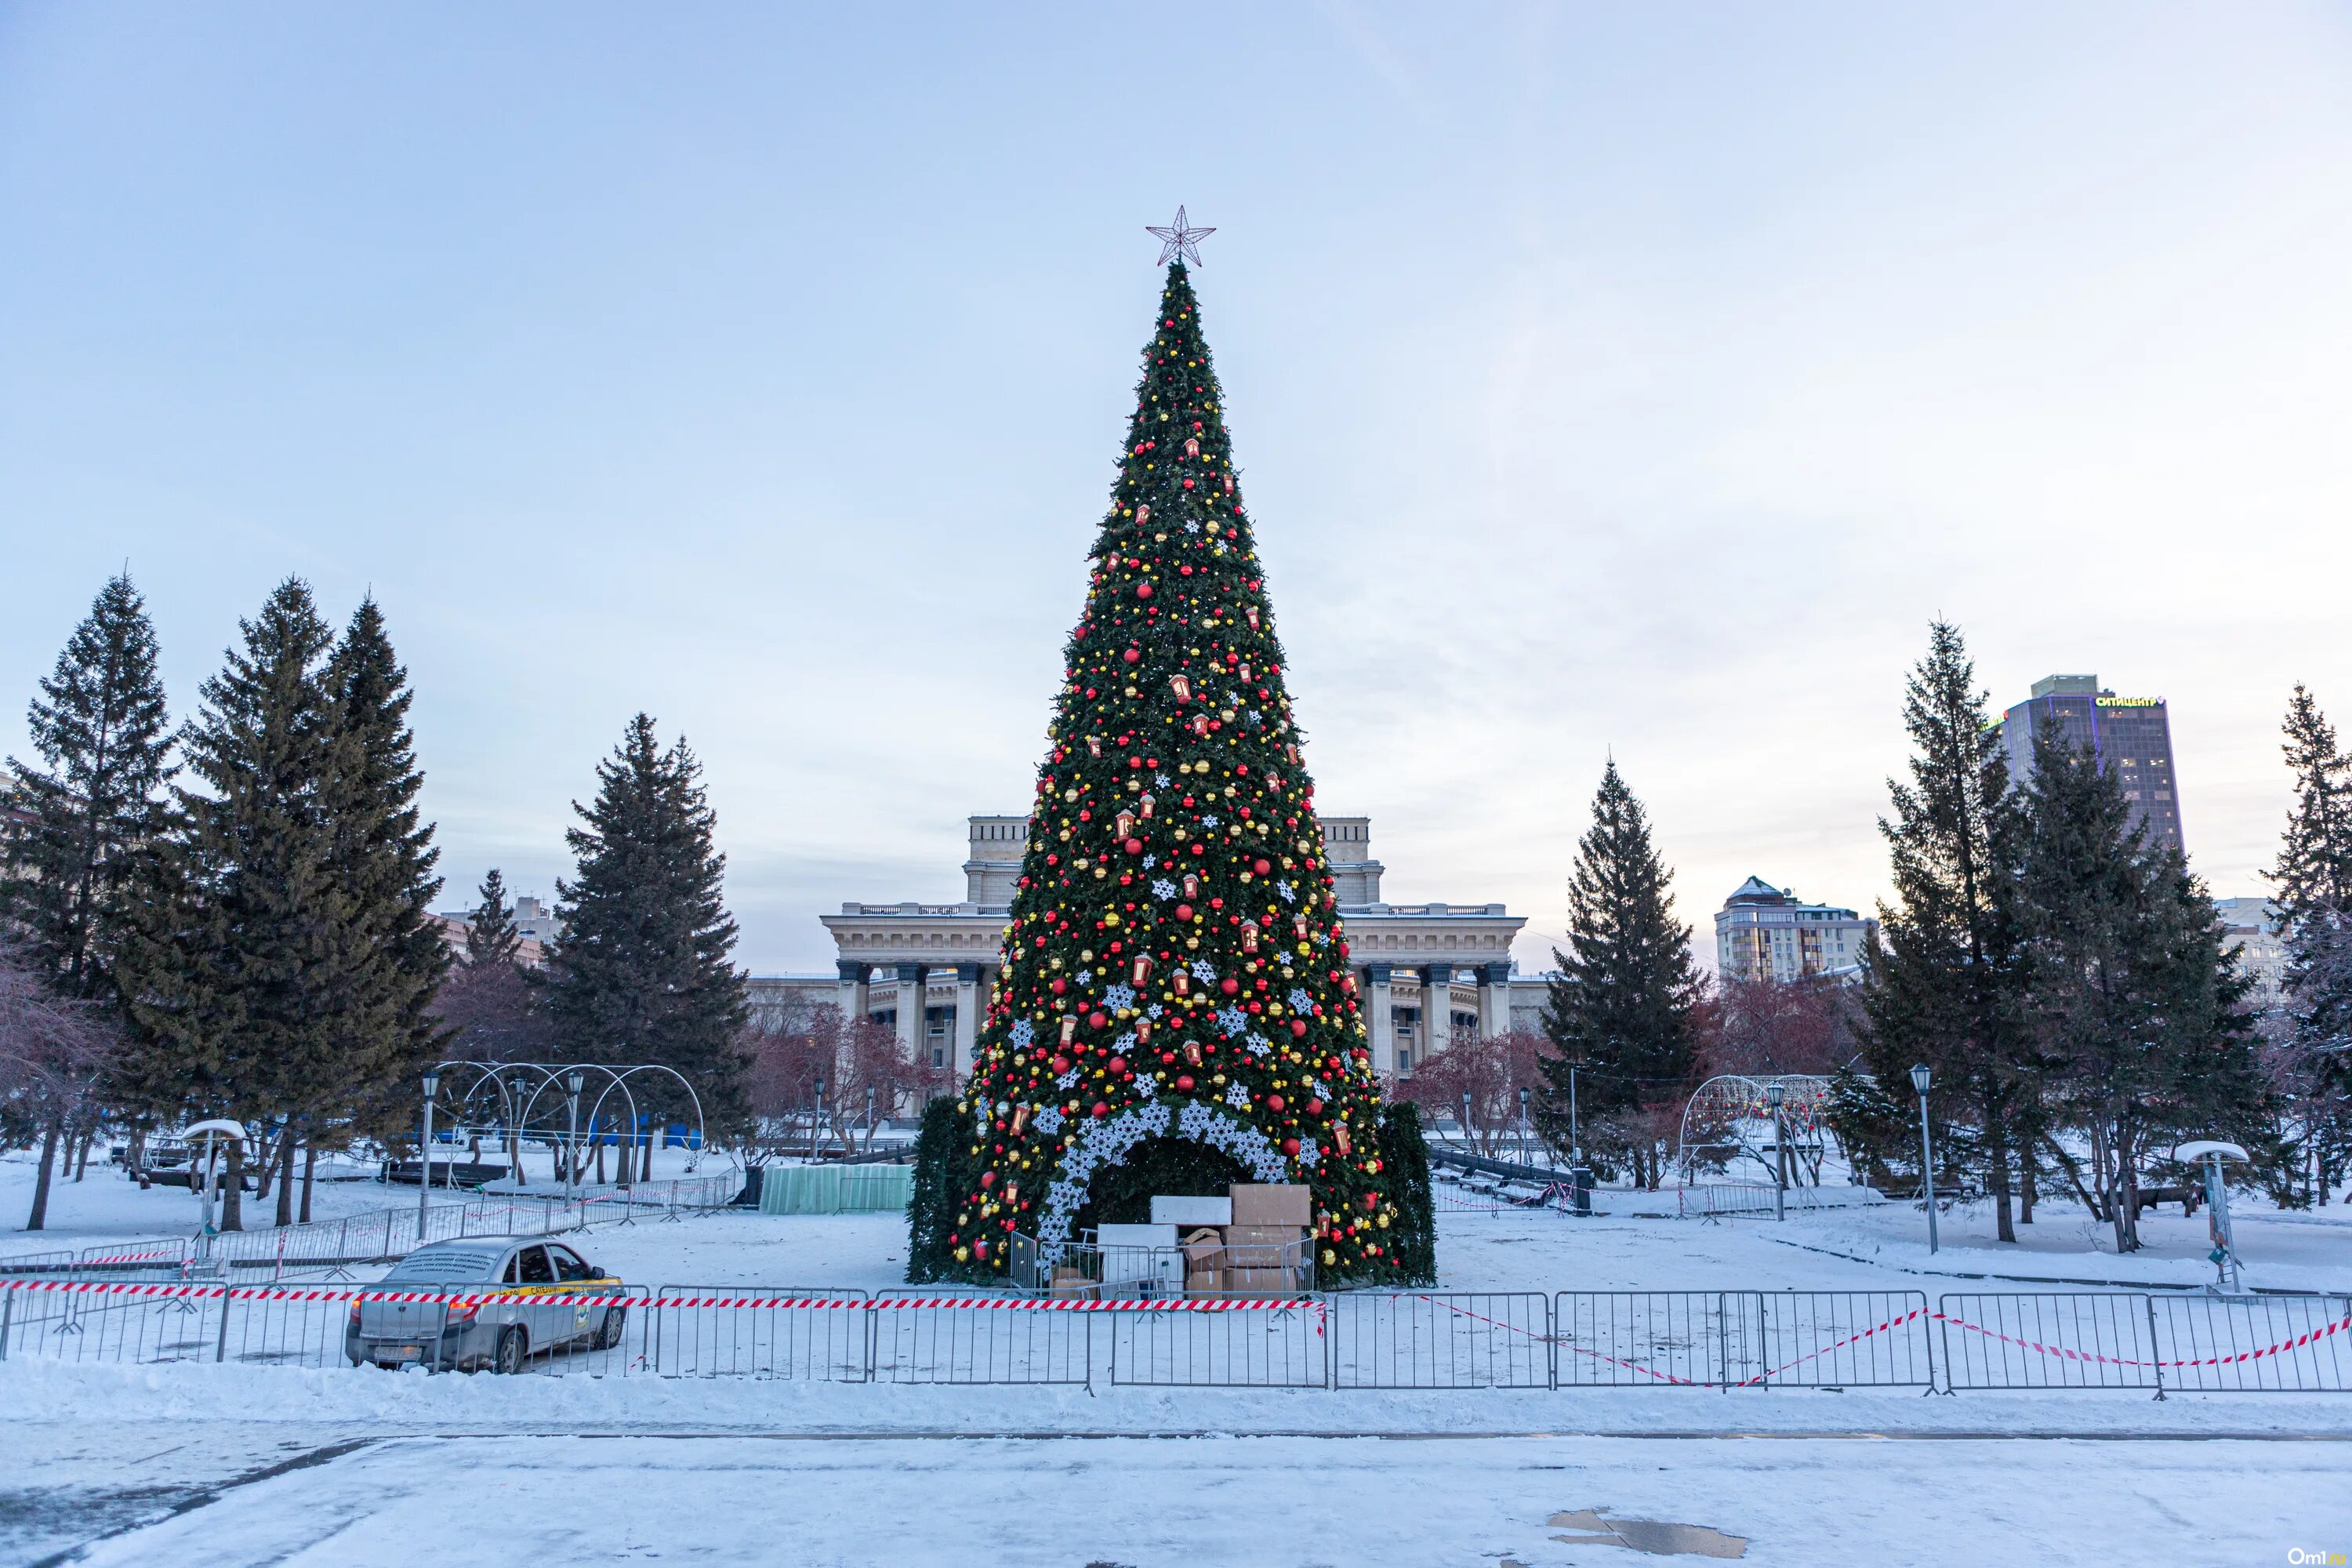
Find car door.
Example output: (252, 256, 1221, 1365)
(512, 1243, 561, 1346)
(546, 1243, 600, 1344)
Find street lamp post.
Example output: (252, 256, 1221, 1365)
(1910, 1063, 1938, 1254)
(1569, 1067, 1581, 1167)
(1461, 1090, 1474, 1156)
(1766, 1080, 1788, 1223)
(865, 1086, 876, 1153)
(564, 1069, 585, 1198)
(811, 1076, 826, 1162)
(418, 1069, 441, 1242)
(1517, 1086, 1531, 1166)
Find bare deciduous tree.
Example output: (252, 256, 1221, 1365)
(0, 938, 122, 1229)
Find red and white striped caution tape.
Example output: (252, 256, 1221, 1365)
(1931, 1308, 2352, 1371)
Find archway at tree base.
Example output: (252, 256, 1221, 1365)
(1074, 1135, 1251, 1232)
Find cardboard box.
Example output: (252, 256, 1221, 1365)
(1181, 1227, 1222, 1248)
(1229, 1183, 1312, 1228)
(1151, 1194, 1234, 1227)
(1095, 1222, 1178, 1250)
(1047, 1266, 1097, 1300)
(1182, 1236, 1225, 1294)
(1221, 1226, 1303, 1272)
(1226, 1266, 1298, 1292)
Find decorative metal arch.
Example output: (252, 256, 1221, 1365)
(430, 1061, 716, 1182)
(1676, 1073, 1835, 1189)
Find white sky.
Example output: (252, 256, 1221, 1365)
(5, 4, 2349, 972)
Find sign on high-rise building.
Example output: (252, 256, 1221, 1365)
(1999, 674, 2184, 854)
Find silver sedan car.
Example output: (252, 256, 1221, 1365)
(347, 1236, 625, 1374)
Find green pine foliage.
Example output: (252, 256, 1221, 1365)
(2266, 684, 2352, 1202)
(543, 714, 750, 1136)
(935, 262, 1403, 1283)
(2020, 720, 2267, 1248)
(906, 1093, 983, 1282)
(1857, 621, 2032, 1240)
(321, 597, 448, 1160)
(465, 868, 524, 968)
(1534, 760, 1703, 1190)
(114, 579, 350, 1227)
(1371, 1100, 1436, 1286)
(2, 572, 176, 1000)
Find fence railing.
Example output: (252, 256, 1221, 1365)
(0, 1176, 742, 1290)
(3, 1279, 2343, 1394)
(1675, 1184, 1887, 1219)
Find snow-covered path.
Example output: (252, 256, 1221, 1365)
(32, 1428, 2348, 1567)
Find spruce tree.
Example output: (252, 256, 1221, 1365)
(2, 573, 172, 1229)
(466, 869, 524, 968)
(310, 598, 446, 1221)
(1858, 621, 2030, 1241)
(2267, 685, 2352, 1203)
(115, 579, 347, 1229)
(2018, 720, 2263, 1248)
(918, 257, 1410, 1285)
(1534, 760, 1704, 1190)
(543, 715, 748, 1156)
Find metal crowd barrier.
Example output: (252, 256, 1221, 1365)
(4, 1279, 2345, 1394)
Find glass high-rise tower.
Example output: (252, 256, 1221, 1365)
(2000, 673, 2184, 855)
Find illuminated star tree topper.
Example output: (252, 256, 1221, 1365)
(1145, 205, 1215, 267)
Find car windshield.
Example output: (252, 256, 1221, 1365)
(550, 1247, 596, 1283)
(381, 1248, 503, 1283)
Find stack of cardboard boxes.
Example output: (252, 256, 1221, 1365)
(1153, 1183, 1312, 1294)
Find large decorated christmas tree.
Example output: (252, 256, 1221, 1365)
(915, 225, 1425, 1285)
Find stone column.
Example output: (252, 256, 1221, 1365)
(837, 960, 871, 1027)
(895, 963, 925, 1058)
(953, 964, 982, 1078)
(1365, 964, 1395, 1076)
(1424, 964, 1454, 1054)
(1479, 961, 1512, 1039)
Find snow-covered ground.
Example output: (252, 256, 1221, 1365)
(5, 1153, 2348, 1565)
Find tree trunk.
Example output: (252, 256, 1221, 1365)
(274, 1126, 297, 1227)
(299, 1142, 318, 1225)
(1985, 1110, 2016, 1243)
(219, 1139, 245, 1232)
(72, 1127, 95, 1181)
(2114, 1120, 2142, 1253)
(24, 1116, 61, 1230)
(594, 1129, 606, 1185)
(509, 1122, 526, 1188)
(2019, 1159, 2036, 1224)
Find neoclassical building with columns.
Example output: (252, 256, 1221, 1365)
(750, 815, 1547, 1082)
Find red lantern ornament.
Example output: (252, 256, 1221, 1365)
(1171, 673, 1191, 702)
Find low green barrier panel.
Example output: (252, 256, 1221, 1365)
(759, 1164, 914, 1215)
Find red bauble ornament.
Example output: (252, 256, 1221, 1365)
(1051, 977, 1067, 994)
(1253, 858, 1271, 875)
(1124, 837, 1144, 855)
(1123, 647, 1140, 663)
(1282, 1137, 1301, 1156)
(1176, 1074, 1196, 1091)
(1220, 978, 1240, 996)
(1051, 1054, 1070, 1073)
(1266, 1094, 1286, 1113)
(1136, 583, 1153, 599)
(1174, 903, 1193, 921)
(1091, 1102, 1110, 1119)
(979, 1171, 996, 1188)
(1290, 1019, 1308, 1038)
(1181, 477, 1195, 489)
(1305, 1098, 1323, 1115)
(1088, 1011, 1107, 1029)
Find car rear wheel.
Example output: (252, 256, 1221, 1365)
(492, 1325, 527, 1375)
(590, 1307, 626, 1351)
